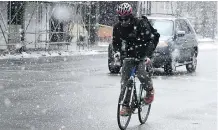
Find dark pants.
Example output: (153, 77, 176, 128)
(121, 58, 153, 104)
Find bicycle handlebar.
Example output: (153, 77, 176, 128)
(124, 57, 148, 62)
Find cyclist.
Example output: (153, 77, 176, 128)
(112, 3, 160, 116)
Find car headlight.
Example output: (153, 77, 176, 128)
(157, 41, 168, 47)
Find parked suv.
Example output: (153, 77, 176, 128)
(108, 14, 198, 74)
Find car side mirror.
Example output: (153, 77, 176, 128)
(176, 31, 185, 37)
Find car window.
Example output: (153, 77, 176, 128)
(179, 19, 191, 34)
(149, 19, 174, 36)
(185, 20, 195, 34)
(175, 20, 182, 31)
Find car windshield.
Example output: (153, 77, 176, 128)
(149, 19, 174, 36)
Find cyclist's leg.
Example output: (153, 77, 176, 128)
(120, 59, 135, 115)
(136, 60, 153, 90)
(121, 59, 135, 104)
(136, 60, 154, 104)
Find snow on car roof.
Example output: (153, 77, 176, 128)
(142, 14, 187, 21)
(147, 17, 176, 20)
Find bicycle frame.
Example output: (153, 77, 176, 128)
(120, 58, 147, 108)
(117, 58, 152, 130)
(129, 66, 143, 110)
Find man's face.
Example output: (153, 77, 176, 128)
(119, 16, 131, 27)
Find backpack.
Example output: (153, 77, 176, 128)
(141, 15, 160, 51)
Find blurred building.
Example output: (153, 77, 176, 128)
(217, 1, 218, 38)
(0, 1, 91, 51)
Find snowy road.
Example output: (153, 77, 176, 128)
(0, 47, 217, 130)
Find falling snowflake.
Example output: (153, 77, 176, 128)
(88, 114, 93, 119)
(59, 126, 66, 130)
(21, 66, 25, 70)
(4, 98, 12, 107)
(0, 85, 4, 90)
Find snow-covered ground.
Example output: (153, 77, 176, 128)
(97, 41, 110, 47)
(197, 37, 218, 50)
(198, 42, 218, 50)
(0, 50, 107, 60)
(198, 38, 214, 42)
(0, 40, 216, 60)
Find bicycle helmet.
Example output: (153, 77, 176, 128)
(116, 3, 133, 16)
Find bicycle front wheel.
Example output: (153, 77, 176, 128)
(138, 86, 151, 124)
(117, 86, 132, 130)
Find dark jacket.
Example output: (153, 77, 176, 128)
(112, 16, 159, 59)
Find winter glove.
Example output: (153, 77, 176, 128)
(114, 52, 120, 58)
(154, 32, 160, 38)
(153, 29, 160, 43)
(145, 57, 153, 75)
(150, 29, 160, 52)
(145, 57, 151, 65)
(114, 52, 121, 66)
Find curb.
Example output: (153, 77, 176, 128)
(0, 49, 108, 60)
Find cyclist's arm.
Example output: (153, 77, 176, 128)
(112, 24, 122, 53)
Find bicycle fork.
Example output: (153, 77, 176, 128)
(129, 78, 139, 113)
(119, 79, 134, 106)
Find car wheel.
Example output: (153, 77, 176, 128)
(108, 44, 121, 74)
(108, 64, 121, 74)
(164, 63, 173, 75)
(186, 52, 197, 73)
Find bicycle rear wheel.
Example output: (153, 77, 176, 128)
(138, 85, 151, 124)
(117, 86, 132, 130)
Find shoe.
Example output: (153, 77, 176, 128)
(144, 89, 154, 104)
(120, 106, 131, 116)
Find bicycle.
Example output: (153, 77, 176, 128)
(117, 58, 152, 130)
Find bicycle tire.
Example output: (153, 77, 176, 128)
(117, 86, 132, 130)
(138, 86, 151, 124)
